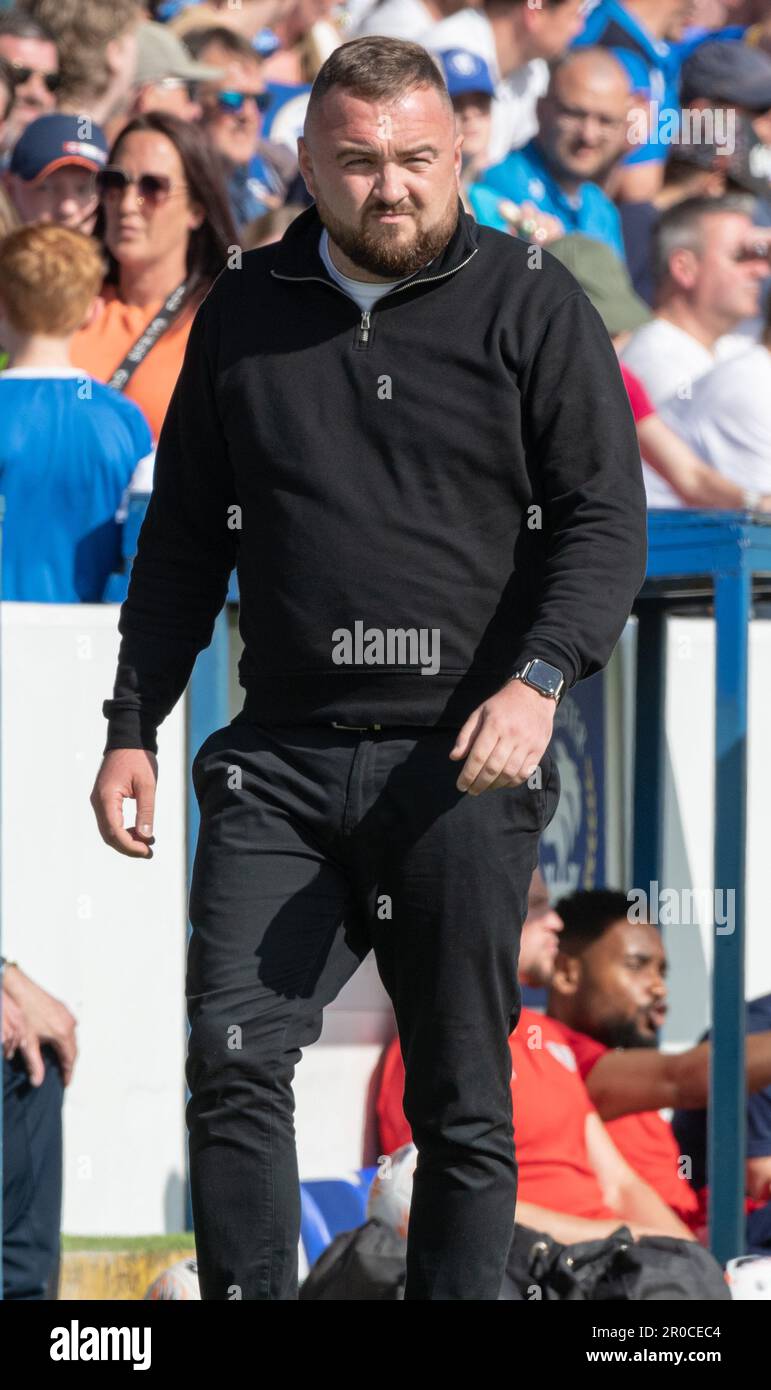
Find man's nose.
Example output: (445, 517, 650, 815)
(576, 115, 605, 142)
(373, 164, 409, 204)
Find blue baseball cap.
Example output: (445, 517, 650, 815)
(9, 114, 108, 185)
(438, 49, 495, 101)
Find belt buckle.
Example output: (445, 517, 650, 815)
(331, 721, 382, 731)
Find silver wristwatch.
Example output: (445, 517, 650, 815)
(510, 658, 565, 704)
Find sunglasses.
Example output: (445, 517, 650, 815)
(9, 62, 61, 93)
(216, 89, 270, 114)
(95, 166, 188, 207)
(733, 242, 771, 262)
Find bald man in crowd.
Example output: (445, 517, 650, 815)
(469, 47, 633, 258)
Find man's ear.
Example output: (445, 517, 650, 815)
(551, 949, 581, 997)
(669, 246, 699, 290)
(104, 35, 121, 80)
(297, 136, 316, 199)
(454, 130, 464, 183)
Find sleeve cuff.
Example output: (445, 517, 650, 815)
(102, 699, 159, 756)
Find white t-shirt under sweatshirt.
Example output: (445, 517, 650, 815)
(319, 226, 434, 312)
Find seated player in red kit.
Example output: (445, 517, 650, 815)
(545, 890, 771, 1242)
(376, 872, 695, 1245)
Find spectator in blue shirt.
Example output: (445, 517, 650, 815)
(469, 47, 632, 260)
(0, 224, 153, 604)
(570, 0, 688, 202)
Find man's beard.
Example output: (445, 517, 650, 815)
(596, 1015, 659, 1050)
(314, 187, 460, 278)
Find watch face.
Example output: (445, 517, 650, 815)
(526, 659, 563, 697)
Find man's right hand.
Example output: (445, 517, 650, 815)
(90, 749, 158, 858)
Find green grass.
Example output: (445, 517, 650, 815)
(62, 1234, 196, 1253)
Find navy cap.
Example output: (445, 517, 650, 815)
(681, 39, 771, 113)
(9, 113, 108, 185)
(438, 49, 495, 101)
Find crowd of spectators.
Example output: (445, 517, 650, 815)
(1, 0, 771, 600)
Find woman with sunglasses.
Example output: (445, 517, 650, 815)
(70, 111, 236, 442)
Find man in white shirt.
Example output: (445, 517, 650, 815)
(422, 0, 586, 165)
(657, 332, 771, 503)
(621, 195, 769, 414)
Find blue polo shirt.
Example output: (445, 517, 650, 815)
(571, 0, 682, 166)
(0, 367, 153, 602)
(469, 139, 626, 261)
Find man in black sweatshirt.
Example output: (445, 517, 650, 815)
(91, 36, 647, 1301)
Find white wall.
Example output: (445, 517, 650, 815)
(1, 603, 188, 1236)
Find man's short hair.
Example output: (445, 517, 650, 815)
(183, 25, 260, 66)
(0, 11, 56, 44)
(0, 223, 105, 336)
(304, 36, 453, 136)
(652, 193, 754, 287)
(18, 0, 142, 103)
(554, 889, 635, 955)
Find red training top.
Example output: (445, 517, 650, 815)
(555, 1021, 702, 1228)
(376, 1007, 620, 1221)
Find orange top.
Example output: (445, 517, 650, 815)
(70, 284, 198, 442)
(376, 1007, 618, 1221)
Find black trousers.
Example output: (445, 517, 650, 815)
(186, 715, 560, 1301)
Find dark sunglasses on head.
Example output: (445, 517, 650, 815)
(216, 89, 270, 114)
(95, 166, 186, 205)
(9, 62, 61, 93)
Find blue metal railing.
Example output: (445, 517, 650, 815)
(634, 509, 771, 1265)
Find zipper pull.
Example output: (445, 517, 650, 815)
(355, 309, 371, 348)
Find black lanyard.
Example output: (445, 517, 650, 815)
(107, 280, 188, 392)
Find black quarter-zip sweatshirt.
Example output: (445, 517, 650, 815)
(102, 197, 648, 754)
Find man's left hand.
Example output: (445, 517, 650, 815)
(450, 679, 556, 794)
